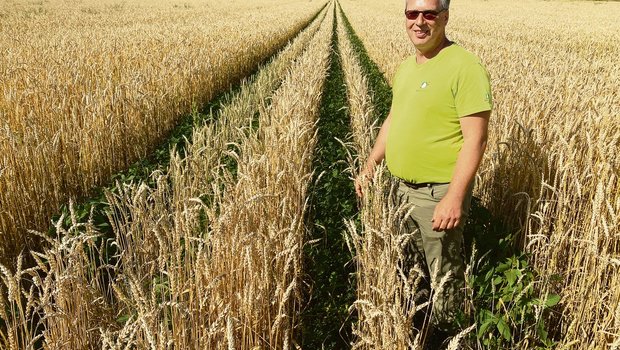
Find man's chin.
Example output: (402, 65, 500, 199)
(411, 40, 432, 52)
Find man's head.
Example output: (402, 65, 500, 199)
(404, 0, 449, 55)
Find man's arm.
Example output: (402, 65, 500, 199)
(432, 110, 490, 231)
(355, 112, 392, 197)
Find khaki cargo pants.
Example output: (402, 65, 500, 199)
(394, 180, 473, 330)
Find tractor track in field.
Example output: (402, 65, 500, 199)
(300, 4, 356, 349)
(299, 3, 397, 348)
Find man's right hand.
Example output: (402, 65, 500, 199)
(355, 161, 376, 198)
(354, 112, 391, 198)
(355, 171, 370, 198)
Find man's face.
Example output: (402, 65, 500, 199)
(405, 0, 449, 52)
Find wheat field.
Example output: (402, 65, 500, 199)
(1, 2, 333, 348)
(1, 0, 619, 348)
(0, 0, 324, 266)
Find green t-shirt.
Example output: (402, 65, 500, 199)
(386, 44, 492, 183)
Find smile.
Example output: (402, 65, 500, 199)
(414, 30, 429, 38)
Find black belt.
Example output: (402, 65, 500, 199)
(402, 181, 449, 190)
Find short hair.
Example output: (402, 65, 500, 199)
(405, 0, 451, 10)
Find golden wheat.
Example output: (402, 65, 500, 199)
(101, 8, 333, 347)
(0, 0, 324, 267)
(0, 4, 332, 348)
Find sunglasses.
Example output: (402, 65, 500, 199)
(404, 8, 446, 21)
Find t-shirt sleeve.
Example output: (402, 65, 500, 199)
(454, 62, 493, 118)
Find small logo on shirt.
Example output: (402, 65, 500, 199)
(420, 81, 429, 89)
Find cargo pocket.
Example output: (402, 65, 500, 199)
(430, 183, 450, 201)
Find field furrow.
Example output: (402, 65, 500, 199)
(298, 5, 357, 348)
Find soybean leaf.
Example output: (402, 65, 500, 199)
(545, 294, 561, 307)
(493, 276, 503, 286)
(496, 317, 512, 341)
(505, 269, 517, 286)
(477, 316, 496, 338)
(537, 321, 549, 343)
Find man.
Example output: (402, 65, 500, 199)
(354, 0, 492, 341)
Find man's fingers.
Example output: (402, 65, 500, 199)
(445, 220, 455, 230)
(355, 176, 366, 198)
(439, 220, 448, 231)
(452, 218, 460, 229)
(432, 217, 442, 231)
(432, 216, 461, 231)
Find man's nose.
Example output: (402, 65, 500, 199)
(414, 13, 426, 26)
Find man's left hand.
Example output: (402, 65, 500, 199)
(431, 195, 463, 231)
